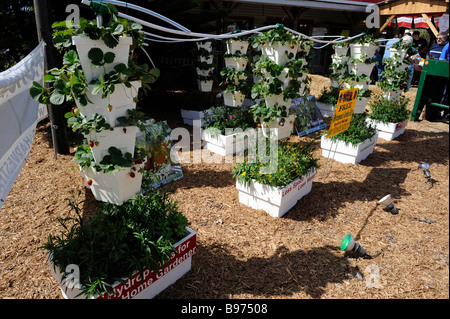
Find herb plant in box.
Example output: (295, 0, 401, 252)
(232, 141, 319, 218)
(202, 105, 257, 156)
(45, 190, 196, 299)
(366, 96, 410, 141)
(320, 114, 379, 164)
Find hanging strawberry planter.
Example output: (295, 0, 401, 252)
(220, 68, 249, 107)
(226, 33, 249, 55)
(349, 35, 378, 60)
(333, 42, 350, 57)
(232, 141, 319, 218)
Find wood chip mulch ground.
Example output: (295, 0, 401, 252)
(0, 75, 448, 299)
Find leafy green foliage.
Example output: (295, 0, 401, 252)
(317, 87, 341, 105)
(203, 105, 256, 136)
(350, 34, 378, 46)
(249, 100, 288, 123)
(42, 189, 190, 298)
(65, 112, 112, 135)
(251, 24, 300, 47)
(325, 114, 377, 146)
(378, 57, 410, 92)
(231, 141, 319, 187)
(368, 96, 410, 123)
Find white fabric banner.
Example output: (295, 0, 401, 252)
(0, 41, 46, 211)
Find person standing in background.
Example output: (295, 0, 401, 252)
(412, 31, 428, 59)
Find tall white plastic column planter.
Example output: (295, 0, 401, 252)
(196, 40, 215, 92)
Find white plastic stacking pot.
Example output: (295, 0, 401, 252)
(344, 81, 369, 91)
(226, 40, 249, 55)
(332, 55, 349, 64)
(353, 98, 368, 114)
(261, 42, 298, 66)
(196, 42, 212, 51)
(224, 57, 248, 71)
(260, 114, 296, 140)
(348, 62, 374, 76)
(84, 126, 139, 164)
(350, 44, 377, 59)
(197, 79, 213, 92)
(199, 55, 213, 64)
(389, 48, 407, 61)
(264, 94, 288, 108)
(72, 36, 133, 83)
(83, 161, 146, 206)
(223, 91, 245, 107)
(262, 68, 291, 90)
(76, 81, 141, 127)
(334, 46, 349, 57)
(196, 67, 214, 76)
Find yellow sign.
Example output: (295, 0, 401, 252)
(326, 88, 359, 138)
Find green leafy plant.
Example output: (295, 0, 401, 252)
(317, 86, 341, 105)
(252, 24, 299, 47)
(231, 141, 319, 187)
(351, 34, 378, 46)
(368, 96, 410, 123)
(52, 4, 144, 51)
(249, 100, 289, 124)
(378, 57, 410, 92)
(325, 114, 377, 146)
(203, 105, 256, 136)
(30, 50, 88, 106)
(65, 111, 112, 135)
(43, 189, 190, 298)
(219, 68, 249, 94)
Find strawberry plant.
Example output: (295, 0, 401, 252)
(251, 24, 300, 47)
(368, 96, 410, 123)
(325, 114, 377, 146)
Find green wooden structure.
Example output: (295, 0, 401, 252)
(411, 59, 449, 121)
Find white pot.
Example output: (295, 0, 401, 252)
(196, 67, 214, 77)
(332, 55, 349, 65)
(236, 169, 317, 218)
(350, 43, 377, 59)
(264, 94, 288, 108)
(224, 56, 248, 71)
(196, 42, 213, 51)
(180, 108, 212, 127)
(47, 228, 197, 299)
(260, 114, 296, 140)
(84, 126, 139, 164)
(316, 102, 336, 117)
(226, 40, 249, 55)
(76, 81, 142, 127)
(320, 133, 379, 164)
(382, 90, 402, 100)
(83, 161, 145, 205)
(353, 98, 368, 114)
(72, 36, 133, 83)
(262, 67, 291, 90)
(202, 128, 257, 156)
(334, 46, 349, 57)
(223, 91, 245, 107)
(348, 62, 374, 76)
(344, 80, 370, 91)
(197, 79, 213, 92)
(261, 42, 298, 66)
(199, 55, 213, 64)
(366, 118, 408, 141)
(389, 48, 407, 61)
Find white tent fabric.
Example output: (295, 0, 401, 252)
(0, 41, 47, 211)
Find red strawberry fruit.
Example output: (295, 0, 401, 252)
(89, 141, 94, 148)
(87, 179, 93, 186)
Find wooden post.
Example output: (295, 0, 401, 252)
(380, 14, 396, 33)
(421, 13, 439, 37)
(33, 0, 69, 157)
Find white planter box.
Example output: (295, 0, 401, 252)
(197, 79, 213, 92)
(226, 40, 249, 55)
(224, 57, 248, 71)
(202, 128, 257, 156)
(180, 108, 212, 127)
(72, 36, 132, 83)
(223, 91, 245, 107)
(316, 102, 336, 117)
(353, 98, 368, 114)
(84, 126, 139, 164)
(260, 114, 296, 140)
(83, 162, 145, 205)
(261, 42, 298, 66)
(76, 81, 141, 126)
(350, 43, 377, 60)
(320, 133, 379, 164)
(236, 169, 317, 218)
(47, 228, 197, 299)
(348, 62, 374, 76)
(366, 118, 408, 141)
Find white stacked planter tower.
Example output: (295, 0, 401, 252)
(196, 40, 215, 92)
(222, 37, 249, 107)
(73, 36, 145, 206)
(379, 42, 411, 100)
